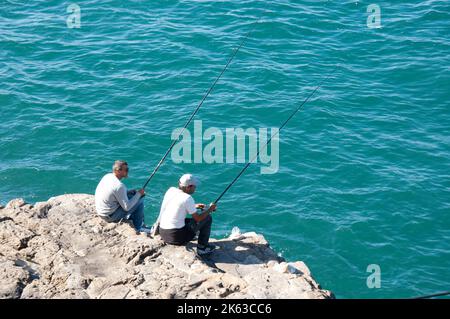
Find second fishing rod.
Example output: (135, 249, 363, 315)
(203, 66, 338, 209)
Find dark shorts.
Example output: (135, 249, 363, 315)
(159, 218, 196, 245)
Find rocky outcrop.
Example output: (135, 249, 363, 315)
(0, 194, 333, 299)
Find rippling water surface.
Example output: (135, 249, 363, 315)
(1, 0, 449, 298)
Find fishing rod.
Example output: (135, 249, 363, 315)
(142, 19, 261, 190)
(212, 66, 337, 205)
(411, 290, 450, 299)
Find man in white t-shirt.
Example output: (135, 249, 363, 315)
(158, 174, 217, 255)
(95, 160, 147, 231)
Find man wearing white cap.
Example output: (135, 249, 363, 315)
(158, 173, 217, 255)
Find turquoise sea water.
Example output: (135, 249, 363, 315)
(1, 1, 449, 298)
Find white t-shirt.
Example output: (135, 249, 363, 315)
(159, 187, 196, 229)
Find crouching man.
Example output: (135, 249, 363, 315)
(159, 174, 217, 255)
(95, 160, 148, 232)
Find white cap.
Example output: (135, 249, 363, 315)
(179, 174, 199, 187)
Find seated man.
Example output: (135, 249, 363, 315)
(158, 174, 217, 255)
(95, 160, 147, 232)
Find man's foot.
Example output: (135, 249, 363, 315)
(139, 226, 153, 237)
(197, 244, 216, 256)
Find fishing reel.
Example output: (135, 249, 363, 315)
(197, 203, 218, 214)
(197, 204, 210, 214)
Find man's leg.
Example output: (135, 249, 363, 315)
(184, 218, 197, 242)
(105, 207, 128, 223)
(127, 199, 144, 230)
(193, 215, 213, 246)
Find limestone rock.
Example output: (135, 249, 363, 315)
(290, 261, 311, 276)
(0, 194, 333, 299)
(31, 202, 50, 219)
(0, 258, 31, 298)
(5, 198, 26, 210)
(0, 219, 36, 250)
